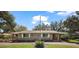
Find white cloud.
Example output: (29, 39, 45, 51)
(57, 11, 76, 16)
(47, 11, 55, 13)
(32, 21, 36, 24)
(32, 15, 50, 25)
(47, 11, 76, 15)
(33, 15, 48, 22)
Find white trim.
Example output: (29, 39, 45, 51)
(29, 34, 31, 38)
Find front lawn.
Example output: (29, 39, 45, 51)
(0, 43, 34, 48)
(45, 44, 79, 48)
(0, 43, 79, 48)
(67, 39, 79, 43)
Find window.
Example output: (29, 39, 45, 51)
(23, 34, 29, 37)
(43, 33, 48, 37)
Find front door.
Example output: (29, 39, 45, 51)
(52, 34, 58, 41)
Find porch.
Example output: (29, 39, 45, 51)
(12, 33, 61, 42)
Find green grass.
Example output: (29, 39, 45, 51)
(0, 44, 34, 48)
(68, 39, 79, 43)
(0, 43, 79, 48)
(45, 44, 79, 48)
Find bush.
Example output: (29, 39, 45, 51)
(0, 35, 12, 42)
(35, 40, 44, 48)
(61, 35, 69, 41)
(3, 35, 11, 39)
(0, 35, 11, 39)
(12, 39, 35, 42)
(72, 36, 79, 39)
(0, 35, 4, 39)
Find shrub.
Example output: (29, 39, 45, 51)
(0, 35, 11, 39)
(0, 35, 4, 39)
(61, 35, 69, 41)
(0, 35, 12, 42)
(35, 40, 44, 48)
(3, 35, 11, 39)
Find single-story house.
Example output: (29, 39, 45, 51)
(11, 30, 66, 42)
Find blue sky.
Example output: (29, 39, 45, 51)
(11, 11, 76, 30)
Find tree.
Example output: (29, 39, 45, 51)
(76, 11, 79, 15)
(33, 23, 51, 30)
(63, 15, 79, 39)
(50, 21, 58, 31)
(0, 11, 16, 33)
(14, 25, 27, 32)
(50, 20, 65, 31)
(64, 15, 79, 33)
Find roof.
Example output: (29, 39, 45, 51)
(11, 30, 66, 35)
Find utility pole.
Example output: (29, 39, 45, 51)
(39, 15, 42, 31)
(39, 16, 42, 40)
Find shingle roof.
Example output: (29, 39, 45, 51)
(11, 30, 66, 34)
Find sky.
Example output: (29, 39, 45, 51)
(11, 11, 76, 30)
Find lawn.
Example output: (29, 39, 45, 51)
(0, 43, 34, 48)
(45, 44, 79, 48)
(0, 43, 79, 48)
(67, 39, 79, 43)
